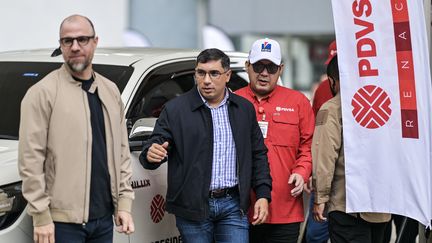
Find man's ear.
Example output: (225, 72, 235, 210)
(279, 63, 285, 75)
(94, 36, 99, 46)
(225, 69, 232, 83)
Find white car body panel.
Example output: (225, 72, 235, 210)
(0, 141, 20, 186)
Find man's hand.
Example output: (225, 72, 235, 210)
(251, 198, 268, 225)
(34, 223, 55, 243)
(288, 173, 304, 197)
(115, 211, 135, 235)
(146, 142, 169, 163)
(313, 203, 327, 222)
(303, 176, 313, 194)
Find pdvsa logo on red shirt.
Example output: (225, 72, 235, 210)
(150, 194, 165, 223)
(351, 85, 392, 129)
(275, 106, 294, 112)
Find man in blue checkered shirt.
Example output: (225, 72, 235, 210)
(140, 48, 272, 243)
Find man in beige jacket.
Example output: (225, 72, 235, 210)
(18, 15, 134, 243)
(312, 55, 390, 243)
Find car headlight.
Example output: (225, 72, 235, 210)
(0, 182, 26, 230)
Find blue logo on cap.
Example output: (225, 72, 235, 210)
(261, 42, 271, 52)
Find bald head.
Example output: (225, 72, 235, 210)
(58, 14, 99, 79)
(59, 15, 95, 37)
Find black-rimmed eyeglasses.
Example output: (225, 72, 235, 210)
(59, 36, 95, 47)
(195, 69, 229, 79)
(251, 62, 280, 74)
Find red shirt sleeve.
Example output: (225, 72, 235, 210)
(312, 79, 333, 117)
(292, 95, 315, 181)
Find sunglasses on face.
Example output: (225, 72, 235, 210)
(59, 36, 95, 47)
(251, 62, 280, 74)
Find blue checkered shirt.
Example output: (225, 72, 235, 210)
(199, 88, 238, 190)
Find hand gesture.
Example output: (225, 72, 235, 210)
(146, 142, 169, 163)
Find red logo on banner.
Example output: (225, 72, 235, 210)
(351, 85, 392, 129)
(150, 194, 165, 223)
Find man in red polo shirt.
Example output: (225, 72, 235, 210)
(236, 38, 314, 243)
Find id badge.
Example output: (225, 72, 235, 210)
(258, 121, 269, 138)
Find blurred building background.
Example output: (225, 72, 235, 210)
(0, 0, 430, 94)
(128, 0, 335, 91)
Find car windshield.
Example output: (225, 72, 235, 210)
(0, 62, 133, 139)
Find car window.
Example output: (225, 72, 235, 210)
(227, 71, 248, 91)
(93, 64, 133, 92)
(127, 61, 196, 124)
(0, 62, 133, 139)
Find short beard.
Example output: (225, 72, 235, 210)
(67, 61, 88, 73)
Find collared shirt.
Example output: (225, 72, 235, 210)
(198, 88, 237, 190)
(236, 85, 314, 223)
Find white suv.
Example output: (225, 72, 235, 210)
(0, 48, 249, 243)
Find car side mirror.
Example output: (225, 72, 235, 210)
(129, 118, 157, 151)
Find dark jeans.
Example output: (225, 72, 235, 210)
(175, 192, 248, 243)
(305, 193, 329, 243)
(249, 222, 300, 243)
(54, 214, 113, 243)
(328, 211, 387, 243)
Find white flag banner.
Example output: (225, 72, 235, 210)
(331, 0, 432, 226)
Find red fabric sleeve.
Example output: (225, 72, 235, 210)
(292, 96, 315, 181)
(312, 79, 333, 117)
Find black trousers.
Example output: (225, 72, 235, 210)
(328, 211, 388, 243)
(249, 222, 300, 243)
(383, 214, 418, 243)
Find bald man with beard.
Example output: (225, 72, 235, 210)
(19, 15, 134, 243)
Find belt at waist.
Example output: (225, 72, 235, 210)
(209, 186, 238, 199)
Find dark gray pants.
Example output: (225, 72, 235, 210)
(328, 211, 387, 243)
(249, 222, 300, 243)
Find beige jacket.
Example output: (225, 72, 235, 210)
(18, 65, 134, 226)
(312, 94, 390, 223)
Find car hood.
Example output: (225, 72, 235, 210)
(0, 139, 20, 186)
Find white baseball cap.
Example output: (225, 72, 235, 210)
(248, 38, 282, 65)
